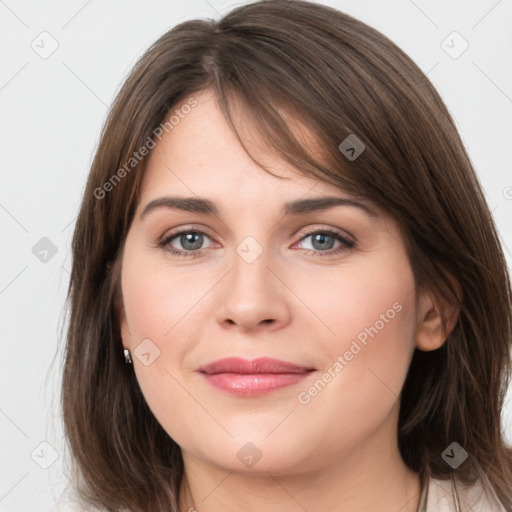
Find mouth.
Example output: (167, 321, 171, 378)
(197, 357, 316, 397)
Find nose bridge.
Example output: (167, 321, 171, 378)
(215, 230, 290, 331)
(230, 233, 277, 300)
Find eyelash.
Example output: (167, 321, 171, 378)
(155, 226, 356, 259)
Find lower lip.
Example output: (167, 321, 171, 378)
(201, 372, 313, 397)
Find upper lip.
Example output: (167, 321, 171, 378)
(198, 357, 315, 375)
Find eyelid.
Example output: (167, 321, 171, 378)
(294, 224, 355, 243)
(157, 223, 354, 245)
(155, 223, 356, 260)
(157, 224, 218, 243)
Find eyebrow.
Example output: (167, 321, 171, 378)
(140, 195, 378, 219)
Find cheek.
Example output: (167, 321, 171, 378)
(121, 247, 204, 349)
(304, 245, 416, 359)
(120, 248, 208, 443)
(294, 254, 417, 430)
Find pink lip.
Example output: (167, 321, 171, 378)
(197, 357, 315, 397)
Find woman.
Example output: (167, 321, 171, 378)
(61, 1, 512, 510)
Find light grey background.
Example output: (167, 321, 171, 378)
(1, 0, 511, 510)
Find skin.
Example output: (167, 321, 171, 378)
(119, 89, 458, 512)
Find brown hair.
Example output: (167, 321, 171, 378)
(60, 0, 512, 510)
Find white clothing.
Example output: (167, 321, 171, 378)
(419, 473, 507, 511)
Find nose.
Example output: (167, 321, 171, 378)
(215, 243, 291, 333)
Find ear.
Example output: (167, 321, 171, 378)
(415, 276, 461, 352)
(116, 295, 130, 344)
(110, 258, 130, 348)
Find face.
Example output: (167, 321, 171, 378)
(119, 89, 420, 475)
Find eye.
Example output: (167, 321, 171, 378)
(293, 228, 355, 257)
(155, 226, 355, 259)
(157, 229, 215, 258)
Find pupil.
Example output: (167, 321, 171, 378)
(313, 233, 334, 250)
(182, 232, 202, 250)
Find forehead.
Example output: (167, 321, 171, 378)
(139, 89, 345, 204)
(131, 91, 391, 237)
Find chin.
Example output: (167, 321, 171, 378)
(185, 434, 313, 476)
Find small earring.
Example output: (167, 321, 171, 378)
(124, 348, 132, 364)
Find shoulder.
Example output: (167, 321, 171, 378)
(424, 474, 507, 512)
